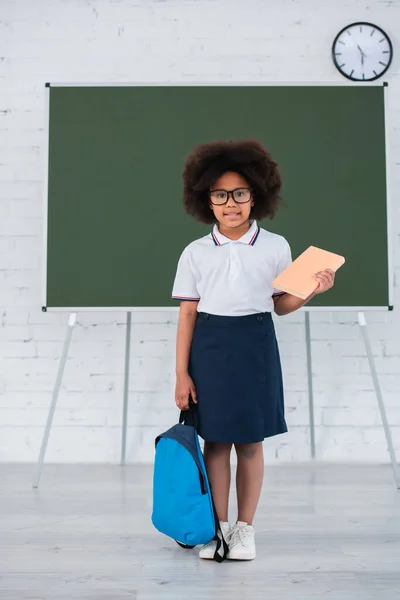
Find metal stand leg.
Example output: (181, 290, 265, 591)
(305, 311, 316, 459)
(121, 312, 132, 465)
(33, 313, 77, 489)
(358, 312, 400, 489)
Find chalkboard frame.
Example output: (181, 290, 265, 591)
(42, 82, 393, 312)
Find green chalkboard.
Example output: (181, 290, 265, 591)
(45, 84, 391, 310)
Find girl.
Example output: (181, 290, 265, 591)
(172, 139, 334, 561)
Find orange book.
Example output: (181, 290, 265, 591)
(273, 246, 345, 300)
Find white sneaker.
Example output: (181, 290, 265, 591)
(199, 521, 231, 560)
(227, 521, 256, 560)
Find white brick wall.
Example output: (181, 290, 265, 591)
(1, 0, 400, 464)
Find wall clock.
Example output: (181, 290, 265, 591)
(332, 22, 393, 81)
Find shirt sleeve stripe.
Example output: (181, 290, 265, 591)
(172, 296, 200, 301)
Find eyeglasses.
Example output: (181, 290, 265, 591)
(209, 187, 252, 206)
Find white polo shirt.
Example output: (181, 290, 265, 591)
(172, 220, 292, 316)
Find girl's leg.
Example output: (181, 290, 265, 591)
(204, 442, 232, 522)
(234, 442, 264, 524)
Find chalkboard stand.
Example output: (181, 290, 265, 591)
(33, 309, 399, 490)
(121, 312, 132, 466)
(358, 312, 400, 489)
(33, 313, 77, 488)
(33, 312, 133, 489)
(306, 311, 400, 489)
(305, 313, 316, 459)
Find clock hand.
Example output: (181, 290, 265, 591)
(355, 43, 367, 67)
(356, 44, 367, 57)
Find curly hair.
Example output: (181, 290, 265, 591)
(182, 139, 282, 224)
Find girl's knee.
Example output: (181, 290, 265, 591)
(234, 442, 262, 459)
(204, 441, 232, 456)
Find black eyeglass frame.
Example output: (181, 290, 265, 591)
(209, 187, 253, 206)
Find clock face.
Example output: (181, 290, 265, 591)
(332, 22, 393, 81)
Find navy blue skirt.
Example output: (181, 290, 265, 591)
(188, 312, 287, 444)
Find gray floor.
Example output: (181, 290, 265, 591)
(0, 464, 399, 600)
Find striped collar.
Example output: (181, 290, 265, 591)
(211, 220, 260, 246)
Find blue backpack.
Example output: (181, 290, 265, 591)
(152, 403, 229, 562)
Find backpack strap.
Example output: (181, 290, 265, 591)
(179, 395, 199, 429)
(180, 400, 229, 562)
(211, 493, 229, 563)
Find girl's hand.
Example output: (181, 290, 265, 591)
(313, 269, 335, 294)
(175, 372, 197, 411)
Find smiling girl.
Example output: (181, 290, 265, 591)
(172, 139, 334, 561)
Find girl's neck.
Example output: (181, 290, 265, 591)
(218, 220, 252, 241)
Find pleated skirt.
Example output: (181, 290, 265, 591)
(188, 311, 287, 444)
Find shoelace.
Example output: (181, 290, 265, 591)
(204, 528, 230, 549)
(227, 525, 252, 548)
(203, 525, 251, 550)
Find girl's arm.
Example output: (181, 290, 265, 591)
(274, 290, 316, 316)
(175, 301, 198, 409)
(273, 269, 335, 316)
(176, 301, 198, 375)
